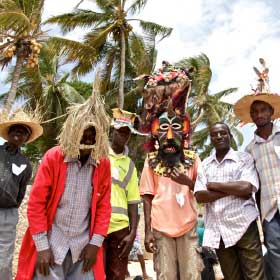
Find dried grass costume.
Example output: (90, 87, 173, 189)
(16, 88, 112, 280)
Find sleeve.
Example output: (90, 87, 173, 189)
(32, 231, 50, 251)
(191, 156, 201, 181)
(17, 162, 32, 206)
(89, 234, 105, 247)
(127, 167, 141, 204)
(239, 153, 259, 192)
(92, 159, 112, 236)
(27, 150, 54, 235)
(193, 161, 208, 194)
(139, 159, 156, 196)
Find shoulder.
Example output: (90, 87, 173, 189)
(234, 150, 254, 165)
(201, 154, 214, 167)
(245, 140, 255, 154)
(97, 157, 111, 172)
(40, 146, 64, 164)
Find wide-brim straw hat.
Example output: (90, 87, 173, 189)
(0, 121, 43, 144)
(234, 93, 280, 123)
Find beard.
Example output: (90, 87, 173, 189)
(158, 148, 182, 168)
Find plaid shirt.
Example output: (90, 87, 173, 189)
(32, 157, 104, 265)
(194, 149, 259, 249)
(246, 124, 280, 222)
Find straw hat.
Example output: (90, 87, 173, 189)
(234, 93, 280, 123)
(0, 109, 43, 143)
(234, 58, 280, 123)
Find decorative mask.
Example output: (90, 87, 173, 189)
(140, 61, 196, 177)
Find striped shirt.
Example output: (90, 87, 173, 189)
(32, 157, 104, 265)
(194, 149, 259, 249)
(246, 124, 280, 222)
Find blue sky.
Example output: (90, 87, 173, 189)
(1, 0, 280, 148)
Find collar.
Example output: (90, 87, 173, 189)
(253, 123, 280, 143)
(109, 145, 129, 158)
(64, 156, 96, 166)
(208, 148, 238, 164)
(3, 142, 20, 155)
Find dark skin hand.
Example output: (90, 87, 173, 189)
(35, 249, 54, 276)
(79, 244, 98, 273)
(170, 167, 195, 190)
(142, 194, 157, 253)
(118, 203, 137, 258)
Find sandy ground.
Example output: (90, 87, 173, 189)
(13, 185, 156, 279)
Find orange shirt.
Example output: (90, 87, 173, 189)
(140, 157, 200, 238)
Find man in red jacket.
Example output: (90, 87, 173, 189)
(16, 93, 112, 280)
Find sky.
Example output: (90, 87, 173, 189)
(1, 0, 280, 147)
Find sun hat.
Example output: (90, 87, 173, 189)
(0, 109, 43, 143)
(234, 58, 280, 123)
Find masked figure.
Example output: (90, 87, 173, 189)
(139, 62, 203, 280)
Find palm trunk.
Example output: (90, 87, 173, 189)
(4, 54, 24, 112)
(118, 29, 126, 109)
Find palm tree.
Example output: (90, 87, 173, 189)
(0, 0, 46, 112)
(46, 0, 172, 108)
(6, 43, 85, 153)
(176, 54, 243, 159)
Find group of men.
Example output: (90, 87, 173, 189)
(0, 60, 279, 280)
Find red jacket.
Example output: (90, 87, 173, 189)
(16, 146, 111, 280)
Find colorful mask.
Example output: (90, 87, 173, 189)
(140, 61, 196, 177)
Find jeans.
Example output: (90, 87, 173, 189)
(0, 208, 18, 280)
(263, 211, 280, 280)
(33, 250, 94, 280)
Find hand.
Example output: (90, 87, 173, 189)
(118, 232, 135, 259)
(35, 248, 54, 276)
(207, 182, 220, 191)
(171, 167, 192, 186)
(144, 230, 157, 253)
(79, 244, 98, 273)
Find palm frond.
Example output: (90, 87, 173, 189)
(213, 87, 238, 99)
(138, 20, 172, 41)
(45, 10, 106, 33)
(127, 0, 148, 14)
(0, 10, 31, 33)
(48, 37, 97, 65)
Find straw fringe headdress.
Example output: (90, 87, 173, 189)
(58, 75, 110, 160)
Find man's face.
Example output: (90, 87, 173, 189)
(210, 124, 231, 151)
(250, 101, 273, 127)
(112, 127, 131, 148)
(80, 126, 96, 155)
(7, 125, 30, 147)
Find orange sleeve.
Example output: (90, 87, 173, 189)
(190, 155, 201, 181)
(139, 158, 156, 195)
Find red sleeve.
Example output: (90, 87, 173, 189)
(27, 148, 55, 235)
(93, 158, 112, 236)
